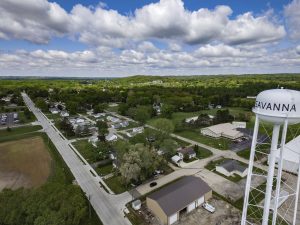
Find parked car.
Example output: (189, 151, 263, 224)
(149, 182, 157, 187)
(202, 202, 215, 213)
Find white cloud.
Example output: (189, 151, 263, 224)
(223, 12, 285, 44)
(0, 0, 286, 47)
(1, 45, 300, 77)
(137, 42, 158, 52)
(0, 0, 70, 43)
(296, 45, 300, 54)
(284, 0, 300, 39)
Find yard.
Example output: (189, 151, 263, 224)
(196, 146, 213, 159)
(18, 111, 36, 123)
(105, 175, 129, 194)
(72, 140, 106, 163)
(45, 113, 61, 120)
(96, 163, 114, 176)
(175, 129, 231, 150)
(0, 136, 52, 190)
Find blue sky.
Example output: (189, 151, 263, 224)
(0, 0, 299, 77)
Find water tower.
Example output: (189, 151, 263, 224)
(241, 89, 300, 225)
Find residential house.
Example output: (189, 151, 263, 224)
(216, 159, 248, 177)
(177, 147, 196, 159)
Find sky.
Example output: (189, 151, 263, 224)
(0, 0, 299, 77)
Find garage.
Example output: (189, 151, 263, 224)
(187, 202, 196, 213)
(146, 176, 212, 224)
(197, 196, 204, 207)
(168, 213, 178, 225)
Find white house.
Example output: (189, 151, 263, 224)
(216, 159, 248, 177)
(201, 123, 244, 140)
(49, 107, 60, 114)
(60, 111, 69, 117)
(105, 133, 118, 142)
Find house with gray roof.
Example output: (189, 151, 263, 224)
(146, 176, 212, 225)
(216, 159, 248, 177)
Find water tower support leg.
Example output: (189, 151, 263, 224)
(241, 116, 260, 225)
(262, 124, 281, 225)
(293, 155, 300, 225)
(272, 119, 288, 225)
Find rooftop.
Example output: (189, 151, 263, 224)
(219, 159, 247, 173)
(147, 176, 211, 216)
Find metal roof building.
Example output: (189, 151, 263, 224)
(146, 176, 212, 225)
(200, 122, 244, 140)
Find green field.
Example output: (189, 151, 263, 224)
(0, 125, 42, 142)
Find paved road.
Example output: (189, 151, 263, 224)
(22, 93, 132, 225)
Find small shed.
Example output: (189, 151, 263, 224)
(132, 200, 142, 211)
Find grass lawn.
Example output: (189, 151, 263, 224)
(172, 137, 189, 147)
(107, 105, 119, 112)
(96, 163, 113, 176)
(196, 147, 213, 159)
(237, 146, 270, 161)
(45, 113, 61, 120)
(174, 129, 231, 150)
(105, 175, 129, 194)
(0, 125, 42, 142)
(72, 140, 102, 163)
(18, 111, 36, 123)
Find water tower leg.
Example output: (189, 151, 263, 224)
(241, 116, 260, 225)
(272, 119, 288, 225)
(262, 124, 281, 225)
(293, 155, 300, 225)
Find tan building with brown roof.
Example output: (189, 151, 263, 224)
(146, 176, 212, 225)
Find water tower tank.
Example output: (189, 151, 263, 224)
(253, 89, 300, 124)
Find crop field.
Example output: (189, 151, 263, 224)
(0, 136, 52, 190)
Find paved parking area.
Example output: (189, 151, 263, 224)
(152, 198, 241, 225)
(195, 169, 265, 202)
